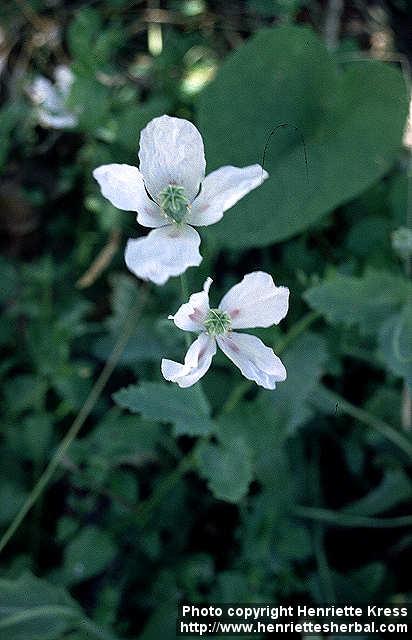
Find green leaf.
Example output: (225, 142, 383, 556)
(197, 26, 408, 248)
(197, 436, 253, 503)
(69, 76, 111, 132)
(74, 409, 161, 466)
(68, 8, 121, 73)
(3, 375, 48, 416)
(113, 382, 213, 436)
(267, 332, 329, 432)
(0, 482, 26, 527)
(22, 414, 53, 462)
(304, 269, 410, 335)
(63, 526, 117, 584)
(0, 572, 81, 640)
(378, 303, 412, 389)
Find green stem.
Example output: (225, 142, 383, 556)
(294, 505, 412, 528)
(0, 290, 147, 555)
(136, 450, 197, 528)
(310, 446, 336, 602)
(274, 310, 320, 354)
(180, 273, 191, 348)
(311, 386, 412, 460)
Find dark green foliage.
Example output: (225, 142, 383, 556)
(1, 1, 412, 638)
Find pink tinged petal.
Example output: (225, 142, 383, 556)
(217, 332, 286, 390)
(161, 333, 216, 388)
(93, 164, 166, 227)
(170, 277, 212, 332)
(138, 115, 206, 202)
(189, 165, 269, 227)
(124, 224, 202, 286)
(219, 271, 289, 329)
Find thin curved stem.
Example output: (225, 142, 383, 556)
(294, 505, 412, 529)
(0, 288, 147, 555)
(311, 386, 412, 460)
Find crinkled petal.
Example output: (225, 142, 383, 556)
(217, 332, 286, 390)
(190, 165, 268, 226)
(161, 333, 216, 387)
(139, 115, 206, 202)
(219, 271, 289, 329)
(125, 224, 202, 286)
(170, 277, 212, 332)
(93, 164, 166, 227)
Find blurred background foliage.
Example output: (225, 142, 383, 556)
(1, 0, 412, 638)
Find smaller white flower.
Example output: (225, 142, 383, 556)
(403, 95, 412, 151)
(161, 271, 289, 389)
(93, 115, 268, 286)
(28, 65, 77, 130)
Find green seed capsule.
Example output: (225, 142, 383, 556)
(159, 184, 189, 224)
(204, 308, 232, 336)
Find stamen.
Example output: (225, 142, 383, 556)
(204, 308, 232, 336)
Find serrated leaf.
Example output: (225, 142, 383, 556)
(74, 409, 161, 466)
(197, 436, 253, 503)
(198, 26, 408, 249)
(113, 382, 213, 436)
(0, 572, 81, 640)
(304, 269, 410, 335)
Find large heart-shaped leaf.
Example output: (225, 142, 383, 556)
(197, 26, 408, 249)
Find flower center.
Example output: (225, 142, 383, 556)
(159, 184, 189, 224)
(204, 308, 232, 336)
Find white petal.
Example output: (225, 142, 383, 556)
(30, 77, 60, 111)
(37, 110, 77, 129)
(125, 224, 202, 286)
(54, 65, 74, 97)
(139, 115, 206, 202)
(170, 277, 212, 332)
(93, 164, 165, 227)
(161, 333, 216, 387)
(190, 165, 268, 226)
(217, 332, 286, 390)
(219, 271, 289, 329)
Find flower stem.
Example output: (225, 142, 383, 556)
(180, 273, 191, 348)
(0, 289, 147, 555)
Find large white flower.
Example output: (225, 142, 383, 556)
(161, 271, 289, 389)
(28, 65, 77, 130)
(93, 115, 268, 285)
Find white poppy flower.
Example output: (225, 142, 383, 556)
(29, 65, 77, 130)
(93, 115, 268, 285)
(161, 271, 289, 389)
